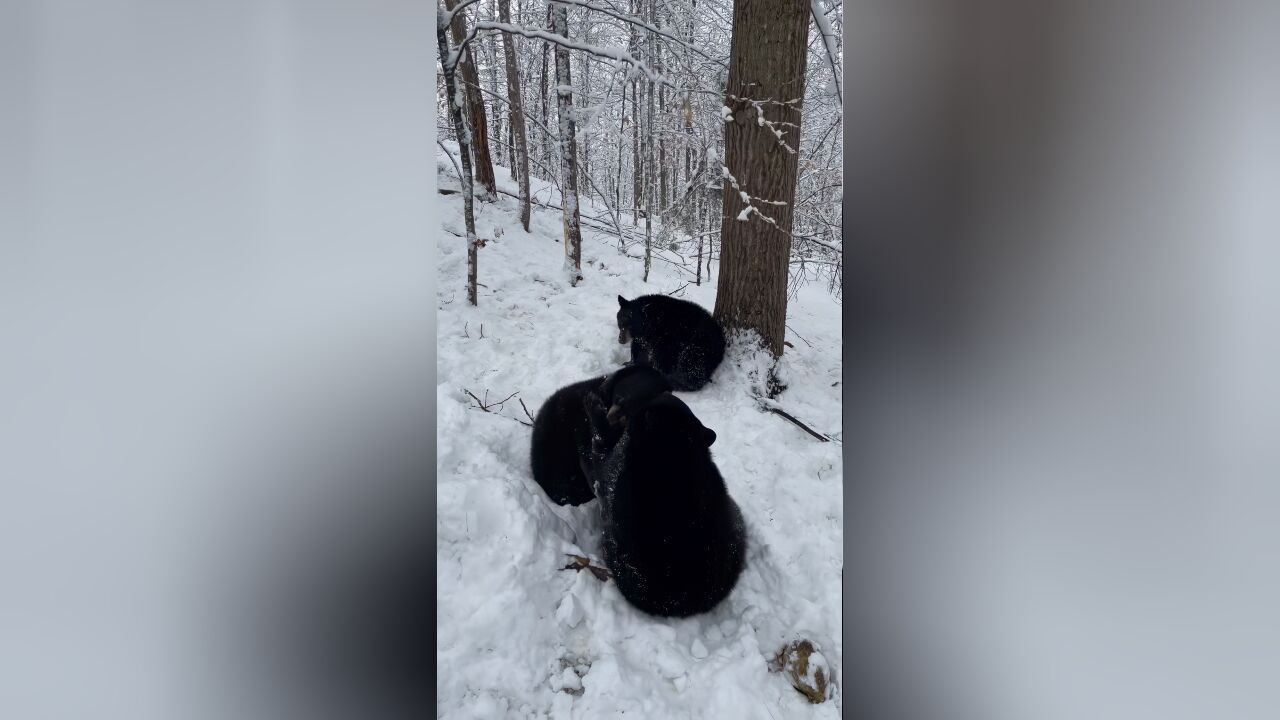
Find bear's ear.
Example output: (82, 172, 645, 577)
(701, 427, 717, 447)
(617, 295, 629, 307)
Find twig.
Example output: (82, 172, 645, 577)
(520, 398, 536, 424)
(786, 324, 813, 348)
(664, 282, 691, 297)
(464, 388, 532, 427)
(437, 139, 463, 182)
(757, 400, 831, 442)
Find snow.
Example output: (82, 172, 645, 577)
(810, 0, 844, 107)
(437, 142, 842, 718)
(474, 21, 667, 87)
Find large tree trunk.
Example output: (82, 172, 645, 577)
(497, 0, 532, 231)
(446, 0, 497, 201)
(712, 0, 809, 357)
(438, 19, 479, 305)
(551, 2, 583, 285)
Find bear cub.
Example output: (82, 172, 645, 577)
(616, 295, 726, 391)
(530, 366, 671, 506)
(582, 390, 747, 617)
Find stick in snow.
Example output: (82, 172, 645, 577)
(757, 400, 831, 442)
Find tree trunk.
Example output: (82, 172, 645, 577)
(497, 0, 532, 231)
(712, 0, 809, 357)
(446, 0, 497, 201)
(628, 0, 641, 227)
(644, 74, 654, 282)
(657, 22, 667, 212)
(632, 77, 641, 227)
(438, 19, 480, 306)
(616, 80, 626, 238)
(551, 2, 583, 285)
(696, 228, 704, 286)
(539, 10, 550, 183)
(481, 14, 504, 169)
(579, 35, 591, 181)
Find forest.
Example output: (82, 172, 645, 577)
(436, 1, 844, 716)
(437, 0, 843, 351)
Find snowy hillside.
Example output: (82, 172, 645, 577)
(436, 146, 843, 719)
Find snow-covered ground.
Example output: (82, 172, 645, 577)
(436, 145, 843, 719)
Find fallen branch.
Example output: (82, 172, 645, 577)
(786, 324, 813, 348)
(437, 138, 464, 183)
(464, 388, 533, 427)
(520, 398, 536, 424)
(757, 400, 831, 442)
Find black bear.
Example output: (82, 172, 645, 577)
(529, 366, 671, 506)
(582, 391, 747, 617)
(616, 295, 726, 391)
(598, 364, 672, 431)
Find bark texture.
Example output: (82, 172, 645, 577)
(712, 0, 810, 356)
(497, 0, 532, 231)
(446, 0, 497, 201)
(438, 18, 479, 305)
(551, 2, 583, 285)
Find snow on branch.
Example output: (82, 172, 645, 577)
(810, 0, 843, 107)
(722, 166, 843, 255)
(467, 20, 674, 89)
(439, 0, 483, 31)
(750, 101, 798, 153)
(554, 0, 727, 67)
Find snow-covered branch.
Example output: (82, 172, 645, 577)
(469, 20, 675, 90)
(722, 166, 842, 254)
(810, 0, 843, 107)
(439, 0, 483, 31)
(554, 0, 727, 67)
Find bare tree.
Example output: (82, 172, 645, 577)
(437, 12, 480, 305)
(446, 0, 497, 201)
(551, 1, 584, 284)
(435, 0, 842, 297)
(712, 0, 810, 356)
(497, 0, 532, 231)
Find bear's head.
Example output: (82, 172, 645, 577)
(616, 295, 632, 344)
(636, 394, 717, 449)
(601, 365, 671, 426)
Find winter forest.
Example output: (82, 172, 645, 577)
(437, 0, 843, 318)
(437, 0, 844, 716)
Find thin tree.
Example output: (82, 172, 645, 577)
(446, 0, 498, 201)
(551, 1, 583, 284)
(539, 16, 551, 183)
(712, 0, 810, 357)
(438, 12, 480, 305)
(497, 0, 532, 231)
(628, 0, 642, 227)
(480, 9, 505, 168)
